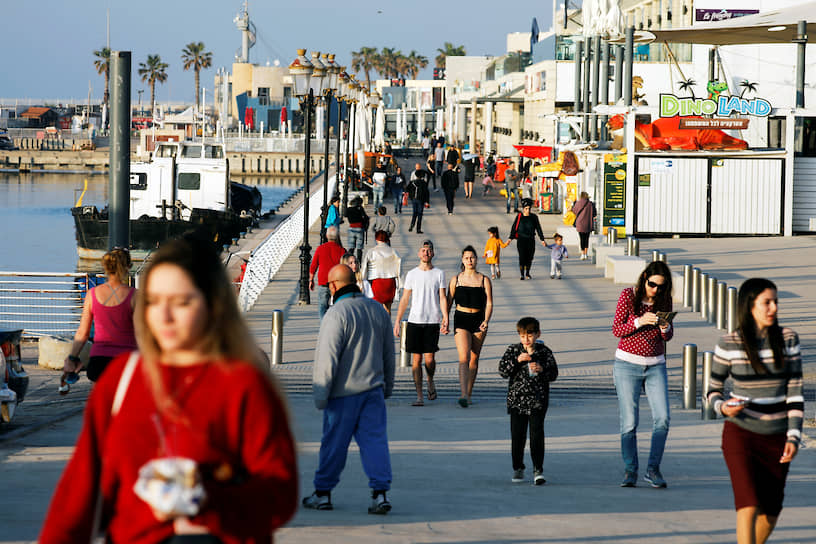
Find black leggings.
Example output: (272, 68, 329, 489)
(87, 355, 114, 382)
(510, 407, 547, 471)
(579, 231, 590, 251)
(517, 237, 536, 271)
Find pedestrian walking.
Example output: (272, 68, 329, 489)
(407, 168, 429, 234)
(433, 142, 445, 192)
(504, 161, 520, 213)
(393, 239, 449, 406)
(361, 230, 402, 315)
(463, 154, 478, 198)
(371, 206, 396, 237)
(612, 260, 674, 488)
(339, 253, 364, 292)
(446, 144, 459, 168)
(572, 192, 597, 260)
(310, 226, 347, 319)
(447, 246, 493, 407)
(422, 134, 431, 158)
(302, 264, 395, 515)
(324, 196, 342, 230)
(708, 278, 803, 544)
(483, 155, 497, 196)
(40, 236, 298, 544)
(346, 196, 369, 264)
(372, 163, 387, 210)
(441, 162, 459, 215)
(543, 233, 569, 279)
(507, 198, 547, 280)
(484, 226, 510, 279)
(392, 166, 406, 214)
(498, 317, 558, 486)
(60, 247, 136, 393)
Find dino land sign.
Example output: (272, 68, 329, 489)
(659, 94, 772, 119)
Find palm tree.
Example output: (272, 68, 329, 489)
(138, 54, 169, 115)
(739, 80, 758, 99)
(93, 47, 111, 110)
(678, 78, 696, 99)
(379, 47, 398, 79)
(351, 46, 378, 90)
(435, 42, 466, 69)
(406, 50, 428, 79)
(181, 42, 213, 111)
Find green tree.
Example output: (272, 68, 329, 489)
(379, 47, 399, 79)
(406, 50, 428, 79)
(138, 54, 169, 115)
(181, 42, 213, 111)
(435, 42, 466, 69)
(351, 46, 379, 91)
(93, 47, 111, 109)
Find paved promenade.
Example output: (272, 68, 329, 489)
(1, 158, 815, 542)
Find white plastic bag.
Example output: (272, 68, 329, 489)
(133, 457, 206, 518)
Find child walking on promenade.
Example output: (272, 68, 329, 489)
(498, 317, 558, 485)
(483, 226, 510, 279)
(544, 233, 569, 279)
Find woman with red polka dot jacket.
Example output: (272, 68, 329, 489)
(611, 261, 674, 489)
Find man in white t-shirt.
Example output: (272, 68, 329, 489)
(393, 239, 449, 406)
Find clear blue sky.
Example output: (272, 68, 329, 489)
(0, 0, 553, 103)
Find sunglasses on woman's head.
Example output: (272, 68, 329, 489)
(646, 280, 665, 290)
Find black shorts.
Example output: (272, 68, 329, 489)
(454, 310, 485, 333)
(405, 323, 440, 354)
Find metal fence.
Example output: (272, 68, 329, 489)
(237, 174, 337, 312)
(216, 135, 338, 154)
(0, 272, 101, 339)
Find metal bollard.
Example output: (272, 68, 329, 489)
(700, 272, 709, 320)
(270, 310, 284, 366)
(652, 249, 660, 262)
(658, 252, 667, 263)
(683, 265, 693, 308)
(607, 228, 618, 245)
(707, 276, 717, 324)
(631, 238, 639, 256)
(399, 320, 410, 368)
(727, 286, 738, 333)
(682, 344, 698, 409)
(627, 236, 634, 255)
(701, 351, 716, 419)
(716, 282, 727, 330)
(691, 268, 701, 312)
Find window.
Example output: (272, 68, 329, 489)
(204, 145, 223, 159)
(177, 173, 200, 190)
(156, 145, 177, 158)
(130, 172, 147, 190)
(182, 145, 202, 158)
(258, 87, 269, 106)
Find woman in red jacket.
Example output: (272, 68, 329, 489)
(40, 236, 298, 544)
(612, 261, 673, 489)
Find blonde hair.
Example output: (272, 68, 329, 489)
(340, 253, 362, 283)
(134, 237, 278, 419)
(102, 248, 131, 284)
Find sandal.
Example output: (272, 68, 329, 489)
(427, 384, 437, 401)
(411, 400, 424, 407)
(458, 397, 469, 408)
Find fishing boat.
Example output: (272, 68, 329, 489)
(72, 141, 261, 260)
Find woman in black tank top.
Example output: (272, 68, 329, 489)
(447, 246, 493, 408)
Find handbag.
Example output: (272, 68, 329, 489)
(401, 192, 408, 206)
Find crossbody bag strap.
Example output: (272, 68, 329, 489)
(112, 351, 139, 417)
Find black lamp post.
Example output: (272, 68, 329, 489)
(344, 78, 360, 214)
(334, 67, 346, 217)
(319, 53, 339, 244)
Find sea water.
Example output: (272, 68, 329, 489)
(0, 172, 301, 272)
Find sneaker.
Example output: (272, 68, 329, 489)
(58, 383, 70, 395)
(550, 274, 555, 279)
(496, 271, 501, 279)
(533, 470, 546, 486)
(302, 491, 333, 510)
(621, 471, 637, 487)
(525, 274, 532, 280)
(65, 372, 80, 385)
(644, 467, 667, 488)
(557, 275, 562, 280)
(512, 469, 525, 483)
(520, 276, 525, 281)
(368, 491, 392, 515)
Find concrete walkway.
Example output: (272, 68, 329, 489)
(1, 157, 815, 542)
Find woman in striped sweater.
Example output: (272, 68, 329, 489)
(709, 278, 803, 544)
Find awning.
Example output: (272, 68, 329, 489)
(647, 3, 816, 45)
(513, 145, 553, 159)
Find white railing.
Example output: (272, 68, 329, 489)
(218, 136, 338, 154)
(237, 174, 337, 312)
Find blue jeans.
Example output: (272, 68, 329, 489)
(348, 227, 365, 250)
(506, 186, 520, 212)
(393, 189, 403, 213)
(317, 284, 331, 319)
(313, 388, 392, 492)
(372, 187, 384, 210)
(613, 359, 670, 473)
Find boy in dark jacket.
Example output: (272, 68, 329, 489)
(498, 317, 558, 486)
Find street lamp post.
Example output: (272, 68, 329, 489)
(334, 66, 346, 216)
(289, 48, 318, 305)
(319, 53, 338, 244)
(345, 79, 359, 213)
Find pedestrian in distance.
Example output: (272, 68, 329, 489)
(407, 168, 429, 234)
(462, 154, 478, 198)
(421, 134, 431, 158)
(60, 247, 137, 394)
(40, 236, 298, 544)
(504, 161, 521, 213)
(339, 252, 364, 292)
(371, 206, 396, 237)
(483, 155, 497, 196)
(393, 239, 449, 406)
(544, 233, 569, 279)
(572, 192, 597, 260)
(447, 245, 493, 407)
(361, 230, 402, 315)
(324, 195, 342, 230)
(445, 144, 460, 168)
(441, 162, 459, 215)
(433, 142, 445, 192)
(303, 264, 395, 515)
(507, 198, 547, 280)
(371, 163, 387, 210)
(612, 260, 674, 488)
(310, 226, 347, 319)
(483, 226, 510, 279)
(498, 317, 558, 486)
(392, 166, 406, 214)
(708, 278, 803, 544)
(345, 196, 369, 264)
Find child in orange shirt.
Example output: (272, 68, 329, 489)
(484, 226, 510, 279)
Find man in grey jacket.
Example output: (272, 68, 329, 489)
(302, 264, 396, 515)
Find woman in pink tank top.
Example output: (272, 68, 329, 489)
(60, 248, 137, 392)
